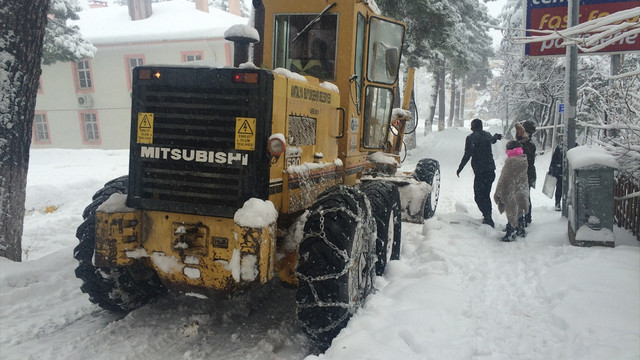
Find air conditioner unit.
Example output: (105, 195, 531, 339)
(77, 95, 93, 108)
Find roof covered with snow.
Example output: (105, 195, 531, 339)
(71, 1, 247, 45)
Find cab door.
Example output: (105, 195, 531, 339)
(358, 16, 405, 152)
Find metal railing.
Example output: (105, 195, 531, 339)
(614, 175, 640, 240)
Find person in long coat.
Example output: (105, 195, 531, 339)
(457, 118, 503, 227)
(494, 141, 530, 241)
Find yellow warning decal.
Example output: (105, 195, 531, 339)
(235, 117, 256, 150)
(137, 113, 154, 144)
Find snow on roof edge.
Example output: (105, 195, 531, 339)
(72, 1, 248, 45)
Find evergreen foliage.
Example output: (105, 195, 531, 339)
(43, 0, 96, 65)
(376, 0, 495, 131)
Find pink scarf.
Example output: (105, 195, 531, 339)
(506, 147, 523, 158)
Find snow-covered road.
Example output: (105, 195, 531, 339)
(2, 121, 638, 360)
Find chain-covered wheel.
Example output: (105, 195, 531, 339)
(295, 185, 376, 347)
(362, 181, 402, 275)
(414, 158, 441, 219)
(73, 176, 166, 312)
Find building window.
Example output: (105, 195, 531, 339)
(79, 111, 101, 144)
(125, 55, 145, 90)
(33, 113, 51, 144)
(74, 59, 94, 92)
(181, 51, 203, 62)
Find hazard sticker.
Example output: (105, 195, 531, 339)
(235, 117, 256, 150)
(137, 113, 154, 144)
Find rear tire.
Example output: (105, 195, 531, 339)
(362, 181, 402, 275)
(295, 185, 376, 348)
(414, 159, 441, 219)
(73, 176, 166, 313)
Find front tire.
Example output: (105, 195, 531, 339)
(362, 181, 402, 275)
(295, 185, 376, 347)
(73, 176, 166, 313)
(414, 159, 441, 219)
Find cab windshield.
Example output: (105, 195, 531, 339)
(273, 14, 338, 80)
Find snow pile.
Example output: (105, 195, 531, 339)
(273, 67, 308, 82)
(234, 198, 277, 228)
(96, 193, 135, 213)
(239, 61, 259, 69)
(567, 145, 619, 169)
(224, 24, 260, 42)
(367, 151, 397, 165)
(286, 161, 335, 174)
(319, 81, 339, 93)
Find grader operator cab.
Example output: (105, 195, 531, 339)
(73, 0, 441, 346)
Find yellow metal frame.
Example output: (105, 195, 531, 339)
(96, 209, 278, 296)
(95, 210, 142, 267)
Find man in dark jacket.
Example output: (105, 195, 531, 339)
(457, 118, 503, 227)
(549, 143, 563, 211)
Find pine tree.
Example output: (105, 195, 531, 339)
(43, 0, 95, 65)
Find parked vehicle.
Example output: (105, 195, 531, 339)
(74, 0, 440, 346)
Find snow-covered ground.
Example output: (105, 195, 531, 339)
(1, 121, 638, 360)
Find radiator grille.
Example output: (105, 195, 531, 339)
(128, 67, 273, 218)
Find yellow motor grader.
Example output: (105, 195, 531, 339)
(74, 0, 441, 346)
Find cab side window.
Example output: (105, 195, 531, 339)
(366, 17, 404, 84)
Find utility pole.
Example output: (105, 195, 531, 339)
(562, 0, 579, 217)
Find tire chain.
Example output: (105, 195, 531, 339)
(296, 187, 377, 339)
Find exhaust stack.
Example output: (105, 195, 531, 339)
(224, 25, 260, 67)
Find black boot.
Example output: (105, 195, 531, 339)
(516, 216, 526, 237)
(502, 224, 515, 242)
(482, 212, 494, 228)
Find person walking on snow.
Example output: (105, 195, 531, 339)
(494, 141, 530, 242)
(456, 118, 503, 227)
(515, 121, 536, 225)
(549, 138, 563, 211)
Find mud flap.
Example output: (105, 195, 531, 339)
(397, 181, 431, 223)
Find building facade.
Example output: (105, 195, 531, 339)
(33, 1, 245, 149)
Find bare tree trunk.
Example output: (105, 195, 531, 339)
(447, 69, 456, 128)
(458, 80, 466, 127)
(540, 100, 553, 150)
(0, 0, 50, 262)
(424, 70, 439, 135)
(437, 60, 446, 132)
(453, 78, 461, 126)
